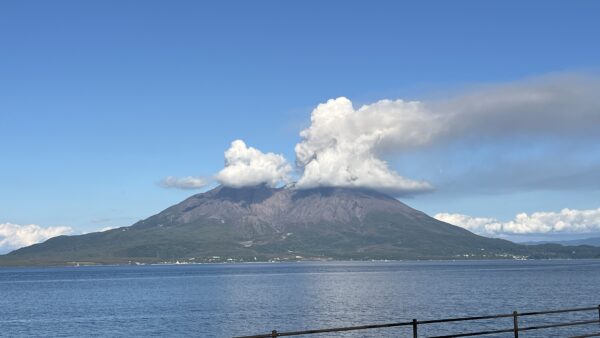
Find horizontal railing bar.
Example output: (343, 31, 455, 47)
(519, 319, 600, 332)
(417, 306, 599, 325)
(235, 305, 600, 338)
(430, 319, 600, 338)
(233, 321, 414, 338)
(429, 327, 516, 338)
(518, 306, 599, 317)
(400, 306, 600, 327)
(418, 313, 514, 324)
(570, 333, 600, 338)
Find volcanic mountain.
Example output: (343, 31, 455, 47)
(2, 185, 599, 265)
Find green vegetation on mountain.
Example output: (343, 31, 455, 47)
(2, 185, 599, 266)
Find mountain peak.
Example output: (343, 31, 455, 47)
(208, 184, 280, 204)
(145, 184, 422, 237)
(7, 183, 599, 266)
(202, 184, 399, 204)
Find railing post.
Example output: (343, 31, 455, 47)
(271, 329, 278, 337)
(412, 318, 418, 338)
(513, 311, 519, 338)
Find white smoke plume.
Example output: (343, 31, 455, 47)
(292, 74, 600, 194)
(435, 207, 600, 236)
(0, 223, 73, 254)
(204, 74, 600, 193)
(294, 97, 434, 193)
(216, 140, 292, 188)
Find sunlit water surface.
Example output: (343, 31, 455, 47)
(2, 260, 600, 337)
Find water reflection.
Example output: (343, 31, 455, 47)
(1, 260, 600, 337)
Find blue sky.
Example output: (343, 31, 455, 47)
(1, 1, 600, 247)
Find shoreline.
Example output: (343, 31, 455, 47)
(2, 257, 600, 270)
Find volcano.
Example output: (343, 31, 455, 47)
(2, 185, 598, 265)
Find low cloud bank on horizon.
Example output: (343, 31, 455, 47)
(435, 207, 600, 237)
(0, 223, 73, 254)
(162, 73, 600, 194)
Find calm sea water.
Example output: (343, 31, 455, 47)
(1, 260, 600, 337)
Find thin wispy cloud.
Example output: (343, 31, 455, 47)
(432, 73, 600, 141)
(160, 176, 209, 190)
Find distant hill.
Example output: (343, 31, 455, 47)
(522, 237, 600, 247)
(2, 185, 600, 266)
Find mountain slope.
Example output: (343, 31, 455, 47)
(1, 185, 599, 265)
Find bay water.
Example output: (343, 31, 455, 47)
(2, 260, 600, 337)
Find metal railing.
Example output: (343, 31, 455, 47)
(235, 305, 600, 338)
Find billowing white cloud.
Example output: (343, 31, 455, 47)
(295, 97, 434, 194)
(435, 207, 600, 236)
(293, 74, 600, 194)
(160, 176, 208, 190)
(0, 223, 73, 254)
(216, 139, 292, 188)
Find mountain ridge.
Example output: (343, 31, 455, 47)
(2, 185, 600, 266)
(521, 237, 600, 247)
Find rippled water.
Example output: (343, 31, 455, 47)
(1, 260, 600, 337)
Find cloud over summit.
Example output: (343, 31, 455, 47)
(294, 97, 434, 194)
(216, 140, 292, 188)
(290, 74, 600, 193)
(189, 73, 600, 194)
